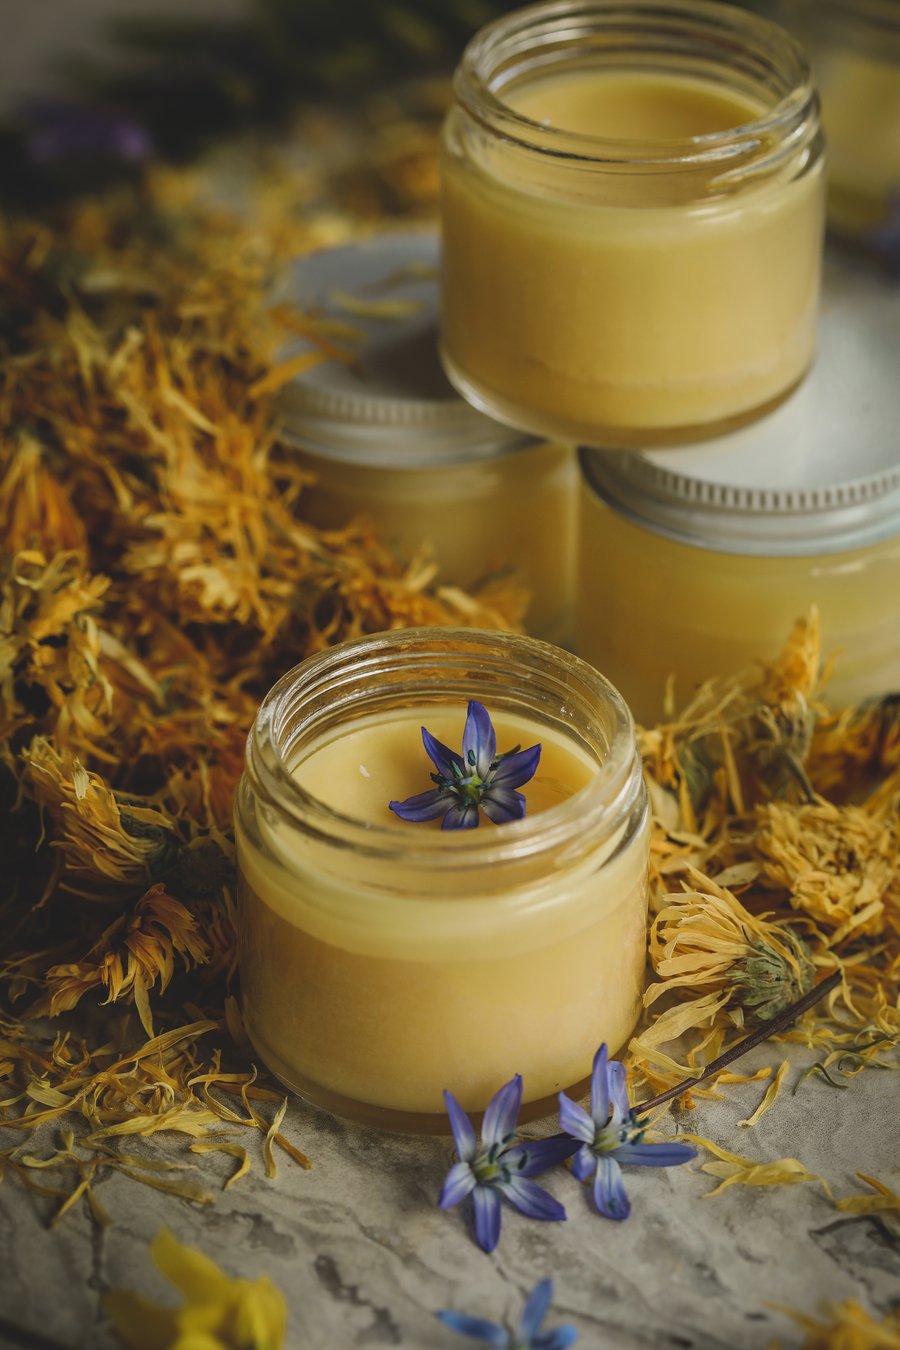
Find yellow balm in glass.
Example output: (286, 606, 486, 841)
(782, 0, 900, 237)
(440, 0, 825, 448)
(235, 629, 649, 1133)
(576, 250, 900, 722)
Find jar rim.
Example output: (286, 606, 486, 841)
(245, 627, 643, 869)
(454, 0, 818, 169)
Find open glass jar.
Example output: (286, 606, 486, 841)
(781, 0, 900, 238)
(440, 0, 825, 448)
(235, 628, 649, 1133)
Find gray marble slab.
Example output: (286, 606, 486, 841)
(0, 1042, 897, 1349)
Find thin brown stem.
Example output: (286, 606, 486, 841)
(635, 968, 842, 1117)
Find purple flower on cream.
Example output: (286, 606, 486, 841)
(558, 1044, 695, 1221)
(439, 1074, 576, 1253)
(389, 700, 541, 830)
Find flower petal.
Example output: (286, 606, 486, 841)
(589, 1044, 610, 1126)
(463, 701, 496, 778)
(442, 802, 480, 831)
(497, 1175, 566, 1223)
(443, 1090, 478, 1163)
(610, 1142, 696, 1168)
(607, 1060, 630, 1122)
(422, 726, 465, 779)
(389, 788, 454, 822)
(509, 1135, 580, 1177)
(534, 1328, 579, 1350)
(435, 1310, 509, 1347)
(480, 788, 526, 825)
(439, 1160, 477, 1209)
(489, 743, 542, 790)
(570, 1144, 597, 1183)
(593, 1155, 630, 1221)
(558, 1092, 596, 1146)
(519, 1279, 553, 1340)
(482, 1074, 522, 1149)
(473, 1185, 502, 1253)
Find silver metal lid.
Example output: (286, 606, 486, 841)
(581, 246, 900, 555)
(274, 231, 534, 467)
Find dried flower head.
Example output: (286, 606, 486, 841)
(646, 869, 815, 1025)
(755, 798, 898, 943)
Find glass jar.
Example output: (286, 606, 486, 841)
(782, 0, 900, 238)
(439, 0, 825, 449)
(235, 628, 649, 1133)
(576, 249, 900, 722)
(277, 233, 577, 645)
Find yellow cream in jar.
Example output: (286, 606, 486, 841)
(277, 232, 577, 644)
(575, 244, 900, 722)
(577, 495, 900, 725)
(235, 631, 649, 1131)
(440, 2, 825, 447)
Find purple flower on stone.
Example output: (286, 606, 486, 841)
(437, 1278, 578, 1348)
(558, 1044, 695, 1221)
(439, 1075, 576, 1253)
(390, 700, 541, 831)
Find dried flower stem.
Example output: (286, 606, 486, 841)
(636, 969, 843, 1116)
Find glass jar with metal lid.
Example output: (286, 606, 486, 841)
(780, 0, 900, 239)
(275, 233, 576, 645)
(576, 250, 900, 723)
(439, 0, 825, 449)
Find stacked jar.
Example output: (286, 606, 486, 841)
(273, 232, 577, 647)
(435, 0, 898, 721)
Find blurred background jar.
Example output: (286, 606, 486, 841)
(779, 0, 900, 239)
(440, 0, 825, 449)
(576, 250, 900, 723)
(276, 233, 577, 646)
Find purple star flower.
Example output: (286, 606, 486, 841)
(389, 700, 541, 831)
(558, 1044, 695, 1221)
(437, 1278, 578, 1348)
(439, 1075, 576, 1253)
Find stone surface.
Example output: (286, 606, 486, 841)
(0, 1043, 897, 1349)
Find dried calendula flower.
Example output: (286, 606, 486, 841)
(103, 1229, 287, 1350)
(755, 797, 898, 944)
(31, 884, 209, 1036)
(645, 868, 815, 1025)
(784, 1299, 900, 1349)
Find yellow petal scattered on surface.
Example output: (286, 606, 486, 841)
(104, 1230, 287, 1350)
(684, 1134, 831, 1200)
(739, 1060, 790, 1128)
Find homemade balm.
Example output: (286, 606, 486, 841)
(784, 0, 900, 236)
(235, 629, 649, 1132)
(277, 234, 577, 644)
(440, 0, 825, 447)
(576, 250, 900, 722)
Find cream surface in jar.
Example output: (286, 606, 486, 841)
(235, 630, 649, 1132)
(440, 0, 825, 448)
(576, 249, 900, 722)
(276, 234, 577, 645)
